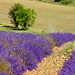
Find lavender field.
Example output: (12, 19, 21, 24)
(58, 50, 75, 75)
(0, 31, 75, 75)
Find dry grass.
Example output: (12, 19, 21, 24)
(0, 0, 75, 33)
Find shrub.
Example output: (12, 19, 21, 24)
(15, 8, 36, 30)
(9, 3, 36, 30)
(41, 31, 46, 39)
(9, 3, 24, 28)
(61, 0, 73, 5)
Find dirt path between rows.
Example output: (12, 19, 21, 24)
(23, 42, 75, 75)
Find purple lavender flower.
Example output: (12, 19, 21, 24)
(50, 32, 75, 46)
(58, 50, 75, 75)
(0, 31, 75, 75)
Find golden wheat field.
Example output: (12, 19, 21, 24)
(0, 0, 75, 33)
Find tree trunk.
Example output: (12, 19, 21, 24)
(16, 23, 18, 28)
(14, 18, 18, 28)
(24, 23, 26, 27)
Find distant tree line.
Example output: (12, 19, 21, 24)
(55, 0, 73, 5)
(38, 0, 73, 5)
(55, 0, 61, 2)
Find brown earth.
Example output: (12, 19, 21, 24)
(23, 41, 75, 75)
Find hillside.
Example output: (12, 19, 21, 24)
(0, 0, 75, 33)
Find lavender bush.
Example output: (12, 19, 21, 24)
(49, 32, 75, 46)
(0, 43, 27, 75)
(0, 31, 52, 74)
(58, 50, 75, 75)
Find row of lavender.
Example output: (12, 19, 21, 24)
(58, 50, 75, 75)
(0, 31, 52, 75)
(0, 31, 75, 75)
(50, 32, 75, 46)
(50, 33, 75, 75)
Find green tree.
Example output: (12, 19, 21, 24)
(54, 0, 73, 5)
(14, 8, 36, 30)
(9, 3, 36, 30)
(9, 3, 24, 28)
